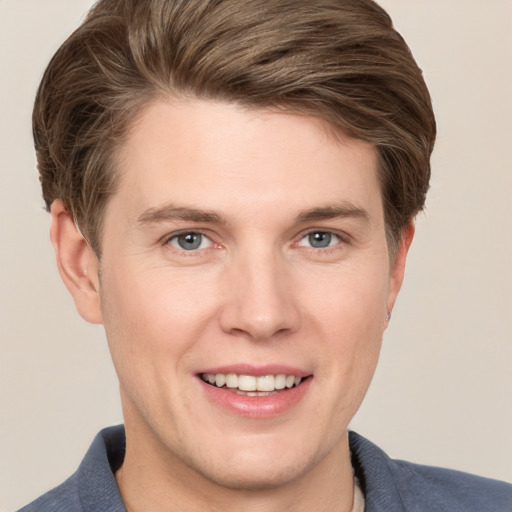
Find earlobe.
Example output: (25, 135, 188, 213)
(50, 200, 103, 324)
(386, 222, 415, 322)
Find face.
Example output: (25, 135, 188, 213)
(68, 99, 409, 491)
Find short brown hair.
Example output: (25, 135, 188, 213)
(33, 0, 436, 255)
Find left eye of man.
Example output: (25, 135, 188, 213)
(299, 232, 340, 249)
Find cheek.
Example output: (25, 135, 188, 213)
(305, 259, 389, 334)
(97, 265, 223, 432)
(335, 270, 388, 375)
(98, 263, 219, 387)
(102, 260, 216, 334)
(305, 263, 388, 402)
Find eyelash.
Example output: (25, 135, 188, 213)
(163, 230, 216, 253)
(295, 229, 346, 253)
(162, 229, 347, 255)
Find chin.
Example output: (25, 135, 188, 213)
(200, 458, 309, 491)
(185, 436, 324, 492)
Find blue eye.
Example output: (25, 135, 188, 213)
(298, 231, 340, 249)
(168, 232, 211, 251)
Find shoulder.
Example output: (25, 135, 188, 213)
(16, 474, 81, 512)
(349, 431, 512, 512)
(15, 426, 126, 512)
(390, 457, 512, 511)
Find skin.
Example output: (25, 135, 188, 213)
(51, 98, 413, 512)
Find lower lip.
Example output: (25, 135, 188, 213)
(199, 378, 312, 418)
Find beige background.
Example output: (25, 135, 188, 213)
(1, 0, 511, 510)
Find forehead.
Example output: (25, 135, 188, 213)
(112, 98, 382, 224)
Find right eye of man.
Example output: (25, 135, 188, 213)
(167, 232, 213, 251)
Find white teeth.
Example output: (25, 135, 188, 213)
(225, 373, 238, 388)
(275, 374, 286, 389)
(256, 375, 275, 391)
(201, 372, 304, 392)
(238, 375, 257, 391)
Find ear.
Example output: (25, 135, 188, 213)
(385, 221, 415, 324)
(50, 200, 103, 324)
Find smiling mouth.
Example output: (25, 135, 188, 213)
(200, 373, 307, 396)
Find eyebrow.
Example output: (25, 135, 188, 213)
(296, 202, 371, 225)
(137, 204, 227, 226)
(136, 201, 370, 228)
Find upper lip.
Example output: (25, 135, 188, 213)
(196, 364, 311, 378)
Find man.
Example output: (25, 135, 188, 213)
(18, 0, 512, 510)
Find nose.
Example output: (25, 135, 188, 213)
(219, 251, 301, 342)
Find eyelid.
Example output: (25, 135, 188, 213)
(294, 228, 349, 250)
(160, 227, 349, 253)
(162, 229, 217, 250)
(298, 227, 347, 240)
(300, 231, 337, 244)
